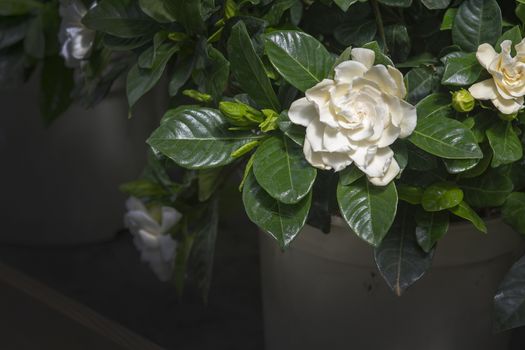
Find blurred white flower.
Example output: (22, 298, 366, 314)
(288, 48, 417, 186)
(58, 0, 96, 67)
(124, 197, 182, 282)
(469, 40, 525, 115)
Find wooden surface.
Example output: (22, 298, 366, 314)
(0, 262, 164, 350)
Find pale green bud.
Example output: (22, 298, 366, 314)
(451, 89, 475, 113)
(219, 101, 264, 126)
(259, 109, 279, 132)
(499, 112, 518, 121)
(182, 89, 212, 103)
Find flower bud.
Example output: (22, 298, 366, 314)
(182, 89, 212, 103)
(259, 109, 279, 132)
(219, 101, 264, 126)
(499, 112, 518, 121)
(452, 89, 475, 113)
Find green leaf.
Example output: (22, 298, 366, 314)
(0, 0, 42, 15)
(377, 0, 412, 7)
(334, 20, 377, 47)
(119, 179, 166, 198)
(374, 204, 434, 296)
(422, 182, 464, 212)
(242, 171, 311, 248)
(198, 168, 224, 202)
(264, 0, 297, 25)
(102, 34, 151, 50)
(440, 8, 457, 30)
(265, 30, 335, 92)
(443, 158, 480, 174)
(338, 165, 364, 186)
(460, 169, 514, 207)
(452, 0, 502, 52)
(169, 51, 195, 96)
(126, 43, 179, 108)
(147, 107, 264, 169)
(449, 201, 487, 233)
(409, 116, 483, 159)
(415, 209, 449, 253)
(494, 254, 525, 332)
(138, 0, 176, 22)
(40, 55, 74, 125)
(228, 21, 280, 110)
(253, 135, 317, 204)
(83, 0, 158, 38)
(486, 121, 523, 168)
(0, 17, 30, 50)
(384, 24, 411, 63)
(496, 26, 523, 50)
(334, 0, 358, 11)
(441, 53, 483, 86)
(362, 41, 394, 66)
(337, 177, 398, 247)
(397, 184, 423, 205)
(502, 192, 525, 235)
(193, 46, 230, 102)
(421, 0, 451, 9)
(416, 93, 453, 120)
(278, 111, 305, 146)
(404, 67, 440, 104)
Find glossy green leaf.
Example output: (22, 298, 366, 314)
(440, 8, 457, 30)
(422, 182, 464, 212)
(102, 34, 151, 50)
(397, 184, 423, 205)
(265, 30, 335, 92)
(337, 177, 398, 247)
(378, 0, 412, 7)
(384, 24, 411, 63)
(0, 0, 42, 15)
(409, 116, 483, 159)
(138, 0, 176, 22)
(338, 165, 364, 186)
(228, 21, 280, 110)
(443, 158, 480, 174)
(243, 171, 311, 248)
(449, 201, 487, 233)
(253, 135, 317, 204)
(362, 41, 394, 66)
(193, 46, 230, 102)
(441, 53, 483, 86)
(126, 43, 179, 108)
(421, 0, 451, 9)
(264, 0, 297, 25)
(374, 205, 434, 296)
(416, 93, 453, 120)
(502, 192, 525, 235)
(334, 0, 358, 11)
(334, 20, 377, 47)
(487, 121, 523, 168)
(169, 52, 195, 96)
(496, 26, 523, 50)
(148, 107, 264, 169)
(404, 67, 440, 104)
(83, 0, 158, 38)
(494, 255, 525, 332)
(415, 209, 449, 253)
(460, 169, 514, 208)
(452, 0, 502, 52)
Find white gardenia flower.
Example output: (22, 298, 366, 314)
(469, 39, 525, 115)
(288, 48, 417, 186)
(58, 0, 96, 67)
(124, 197, 182, 282)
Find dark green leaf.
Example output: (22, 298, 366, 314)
(253, 135, 317, 204)
(415, 209, 449, 252)
(278, 111, 305, 146)
(0, 0, 42, 15)
(416, 93, 453, 120)
(83, 0, 158, 38)
(265, 30, 335, 92)
(443, 158, 480, 174)
(337, 176, 398, 247)
(404, 67, 440, 104)
(378, 0, 412, 7)
(502, 192, 525, 235)
(362, 41, 394, 66)
(138, 0, 176, 23)
(338, 165, 364, 186)
(384, 24, 411, 63)
(40, 55, 74, 125)
(334, 20, 377, 47)
(148, 107, 264, 169)
(441, 53, 483, 86)
(374, 205, 434, 296)
(460, 169, 513, 207)
(243, 171, 311, 248)
(449, 201, 487, 233)
(422, 182, 464, 212)
(228, 21, 280, 110)
(494, 254, 525, 332)
(452, 0, 502, 52)
(334, 0, 358, 12)
(421, 0, 451, 9)
(486, 121, 523, 168)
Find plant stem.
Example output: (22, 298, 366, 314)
(371, 0, 388, 54)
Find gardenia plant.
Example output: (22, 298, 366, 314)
(3, 0, 525, 331)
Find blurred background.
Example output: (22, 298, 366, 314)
(0, 74, 263, 349)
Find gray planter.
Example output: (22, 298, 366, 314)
(260, 217, 524, 350)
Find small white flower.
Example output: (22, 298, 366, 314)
(288, 48, 417, 186)
(58, 0, 96, 67)
(469, 39, 525, 115)
(124, 197, 182, 282)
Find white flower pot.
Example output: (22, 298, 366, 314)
(0, 77, 166, 245)
(260, 217, 524, 350)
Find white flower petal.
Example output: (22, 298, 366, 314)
(476, 43, 498, 69)
(306, 120, 326, 152)
(288, 97, 317, 127)
(516, 38, 525, 56)
(305, 79, 334, 107)
(125, 211, 160, 236)
(397, 99, 417, 138)
(323, 128, 353, 152)
(387, 66, 407, 98)
(351, 48, 375, 69)
(138, 229, 161, 249)
(159, 235, 177, 262)
(126, 196, 147, 212)
(491, 95, 524, 115)
(362, 65, 399, 98)
(368, 158, 400, 186)
(359, 147, 394, 178)
(303, 139, 331, 170)
(160, 207, 182, 234)
(469, 79, 498, 100)
(377, 123, 401, 148)
(334, 61, 368, 84)
(320, 153, 353, 172)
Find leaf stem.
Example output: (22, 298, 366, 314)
(371, 0, 388, 54)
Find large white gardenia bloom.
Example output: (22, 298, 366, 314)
(124, 197, 182, 282)
(58, 0, 96, 67)
(288, 48, 417, 186)
(469, 39, 525, 115)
